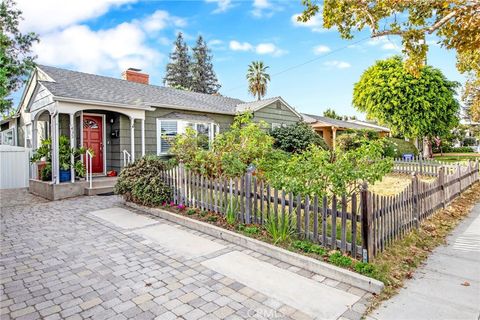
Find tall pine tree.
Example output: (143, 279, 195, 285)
(164, 32, 191, 90)
(190, 36, 221, 94)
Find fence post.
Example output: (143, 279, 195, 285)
(438, 166, 446, 209)
(178, 161, 185, 206)
(245, 166, 253, 224)
(457, 163, 462, 192)
(361, 182, 374, 262)
(412, 172, 420, 228)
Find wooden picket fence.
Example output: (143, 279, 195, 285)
(393, 157, 457, 176)
(368, 160, 479, 256)
(159, 160, 479, 261)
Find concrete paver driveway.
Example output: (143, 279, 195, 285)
(0, 190, 371, 320)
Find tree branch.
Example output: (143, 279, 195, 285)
(371, 9, 459, 38)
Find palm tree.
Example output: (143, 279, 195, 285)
(246, 61, 270, 100)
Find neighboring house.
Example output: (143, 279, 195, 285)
(9, 65, 303, 186)
(302, 113, 391, 149)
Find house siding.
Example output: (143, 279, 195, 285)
(118, 107, 235, 161)
(252, 101, 301, 127)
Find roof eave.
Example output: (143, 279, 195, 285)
(54, 96, 155, 111)
(148, 103, 236, 115)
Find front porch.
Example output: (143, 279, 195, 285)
(28, 100, 151, 199)
(29, 176, 119, 200)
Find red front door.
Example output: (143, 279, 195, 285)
(83, 115, 104, 173)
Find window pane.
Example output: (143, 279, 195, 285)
(160, 121, 177, 152)
(196, 123, 210, 150)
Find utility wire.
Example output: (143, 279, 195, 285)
(223, 36, 372, 94)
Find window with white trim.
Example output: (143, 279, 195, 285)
(271, 123, 281, 130)
(156, 119, 218, 154)
(1, 128, 16, 146)
(25, 124, 32, 148)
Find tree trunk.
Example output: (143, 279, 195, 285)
(423, 137, 433, 159)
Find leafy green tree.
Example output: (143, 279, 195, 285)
(352, 56, 460, 158)
(323, 108, 342, 120)
(270, 122, 328, 153)
(164, 32, 191, 89)
(190, 36, 221, 94)
(297, 0, 479, 120)
(0, 0, 39, 114)
(246, 61, 270, 101)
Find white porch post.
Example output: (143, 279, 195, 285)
(69, 113, 75, 183)
(55, 113, 60, 184)
(141, 119, 145, 157)
(50, 113, 56, 183)
(31, 119, 37, 179)
(130, 117, 135, 162)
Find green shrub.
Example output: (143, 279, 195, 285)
(270, 122, 329, 153)
(353, 261, 376, 277)
(440, 146, 475, 153)
(385, 137, 418, 158)
(265, 212, 296, 244)
(292, 240, 327, 256)
(328, 252, 353, 268)
(114, 156, 172, 206)
(207, 216, 218, 222)
(170, 112, 275, 178)
(225, 200, 237, 225)
(243, 226, 259, 234)
(186, 208, 196, 215)
(463, 137, 477, 146)
(263, 143, 392, 198)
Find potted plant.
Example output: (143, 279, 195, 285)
(31, 135, 89, 182)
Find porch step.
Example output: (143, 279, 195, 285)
(84, 177, 118, 196)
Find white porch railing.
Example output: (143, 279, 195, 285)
(85, 149, 93, 189)
(123, 149, 132, 167)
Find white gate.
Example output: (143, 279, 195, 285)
(0, 145, 32, 189)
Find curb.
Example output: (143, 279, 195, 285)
(125, 201, 384, 294)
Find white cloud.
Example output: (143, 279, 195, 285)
(291, 10, 328, 32)
(208, 39, 225, 50)
(229, 40, 286, 56)
(16, 0, 136, 33)
(313, 45, 331, 55)
(255, 43, 286, 57)
(229, 40, 253, 51)
(251, 0, 277, 18)
(324, 60, 351, 69)
(142, 10, 186, 32)
(34, 23, 160, 74)
(205, 0, 233, 13)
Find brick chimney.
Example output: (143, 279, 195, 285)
(122, 68, 149, 85)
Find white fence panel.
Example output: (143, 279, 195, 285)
(0, 145, 32, 189)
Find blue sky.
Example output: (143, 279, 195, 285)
(14, 0, 464, 119)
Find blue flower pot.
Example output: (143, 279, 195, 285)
(59, 169, 71, 182)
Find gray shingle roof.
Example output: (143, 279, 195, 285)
(302, 113, 385, 131)
(37, 65, 244, 114)
(236, 97, 280, 112)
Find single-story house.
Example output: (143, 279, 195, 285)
(2, 65, 302, 197)
(302, 114, 391, 149)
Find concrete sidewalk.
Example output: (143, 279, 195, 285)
(370, 202, 480, 320)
